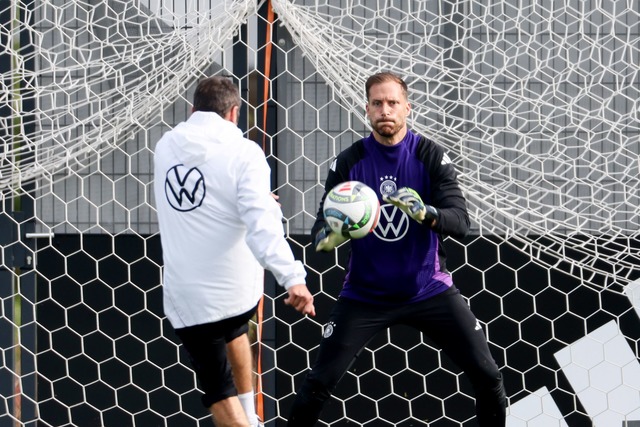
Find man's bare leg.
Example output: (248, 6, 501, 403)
(209, 396, 249, 427)
(227, 334, 260, 425)
(227, 334, 254, 393)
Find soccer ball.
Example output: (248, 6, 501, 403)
(323, 181, 381, 239)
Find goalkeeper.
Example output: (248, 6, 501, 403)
(154, 76, 315, 427)
(288, 72, 506, 426)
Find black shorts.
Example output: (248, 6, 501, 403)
(174, 304, 258, 408)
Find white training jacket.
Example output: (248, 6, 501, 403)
(153, 111, 306, 329)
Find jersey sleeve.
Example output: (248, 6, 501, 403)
(418, 138, 470, 238)
(237, 143, 307, 289)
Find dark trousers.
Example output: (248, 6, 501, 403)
(287, 287, 506, 426)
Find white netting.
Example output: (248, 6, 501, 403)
(1, 0, 639, 426)
(270, 0, 640, 290)
(3, 0, 638, 288)
(1, 0, 253, 192)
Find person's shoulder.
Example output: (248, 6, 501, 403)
(153, 125, 181, 156)
(224, 138, 267, 169)
(336, 138, 367, 160)
(239, 138, 267, 156)
(413, 132, 437, 147)
(414, 133, 444, 156)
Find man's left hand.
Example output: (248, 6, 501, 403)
(383, 187, 438, 225)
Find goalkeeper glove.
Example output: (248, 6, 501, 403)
(314, 223, 349, 252)
(383, 187, 439, 225)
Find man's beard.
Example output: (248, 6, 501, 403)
(373, 120, 402, 137)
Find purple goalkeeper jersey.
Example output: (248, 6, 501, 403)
(312, 130, 470, 305)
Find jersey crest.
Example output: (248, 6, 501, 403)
(378, 175, 398, 197)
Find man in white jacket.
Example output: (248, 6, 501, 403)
(154, 76, 315, 426)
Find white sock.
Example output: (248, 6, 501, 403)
(237, 391, 259, 425)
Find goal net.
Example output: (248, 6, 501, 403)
(1, 0, 638, 426)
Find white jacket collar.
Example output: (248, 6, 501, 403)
(169, 111, 243, 165)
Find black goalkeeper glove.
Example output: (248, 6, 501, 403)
(383, 187, 439, 225)
(314, 223, 349, 252)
